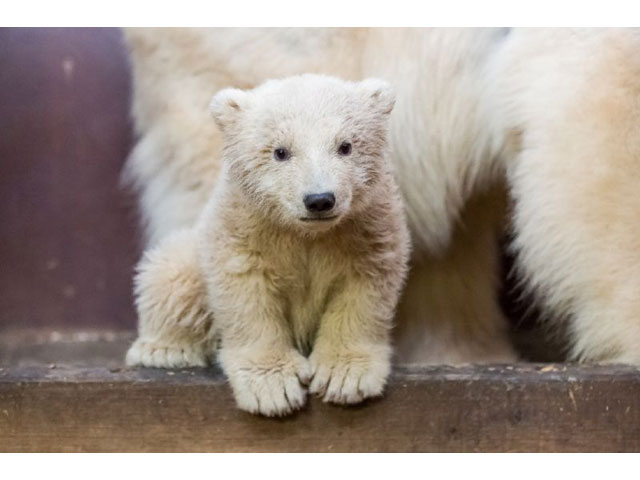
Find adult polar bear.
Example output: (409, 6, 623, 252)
(124, 28, 640, 365)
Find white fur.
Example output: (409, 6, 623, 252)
(128, 75, 411, 416)
(124, 28, 640, 366)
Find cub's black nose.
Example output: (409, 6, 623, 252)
(304, 192, 336, 213)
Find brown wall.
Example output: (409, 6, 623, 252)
(0, 28, 139, 331)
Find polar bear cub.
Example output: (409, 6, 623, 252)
(127, 74, 410, 417)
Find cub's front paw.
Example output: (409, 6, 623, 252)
(308, 345, 391, 405)
(220, 349, 312, 417)
(125, 339, 209, 368)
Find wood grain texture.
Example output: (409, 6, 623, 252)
(1, 364, 638, 452)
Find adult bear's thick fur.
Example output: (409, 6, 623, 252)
(123, 28, 640, 365)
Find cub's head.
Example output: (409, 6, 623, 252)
(210, 74, 395, 234)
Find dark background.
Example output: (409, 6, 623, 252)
(0, 28, 139, 332)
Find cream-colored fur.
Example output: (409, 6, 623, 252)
(126, 228, 214, 368)
(124, 28, 640, 367)
(491, 29, 640, 363)
(128, 75, 411, 416)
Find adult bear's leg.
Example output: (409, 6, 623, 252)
(374, 29, 519, 364)
(501, 29, 640, 363)
(394, 184, 518, 365)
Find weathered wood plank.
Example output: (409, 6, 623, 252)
(1, 364, 638, 452)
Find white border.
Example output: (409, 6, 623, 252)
(1, 452, 637, 480)
(2, 0, 640, 27)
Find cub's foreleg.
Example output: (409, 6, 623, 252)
(208, 264, 312, 417)
(309, 274, 402, 404)
(309, 213, 410, 404)
(126, 229, 213, 368)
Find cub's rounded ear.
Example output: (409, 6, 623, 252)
(358, 78, 395, 116)
(210, 87, 249, 131)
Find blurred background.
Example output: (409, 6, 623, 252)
(0, 28, 139, 349)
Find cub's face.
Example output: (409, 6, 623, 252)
(210, 75, 395, 234)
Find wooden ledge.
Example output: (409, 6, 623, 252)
(1, 329, 639, 452)
(1, 361, 639, 452)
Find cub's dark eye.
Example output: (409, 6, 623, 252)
(338, 141, 352, 156)
(273, 148, 290, 161)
